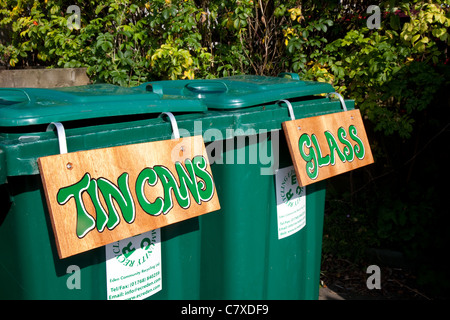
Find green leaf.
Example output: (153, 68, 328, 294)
(432, 27, 447, 39)
(95, 4, 106, 15)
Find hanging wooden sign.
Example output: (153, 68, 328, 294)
(38, 135, 220, 259)
(282, 109, 374, 187)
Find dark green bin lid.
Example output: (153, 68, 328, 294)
(143, 75, 335, 110)
(0, 83, 207, 127)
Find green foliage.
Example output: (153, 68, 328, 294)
(363, 61, 445, 138)
(0, 0, 215, 85)
(322, 189, 380, 261)
(2, 1, 448, 92)
(400, 2, 450, 60)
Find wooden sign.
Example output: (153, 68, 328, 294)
(282, 109, 374, 187)
(38, 135, 220, 259)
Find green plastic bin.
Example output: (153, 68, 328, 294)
(0, 75, 354, 300)
(0, 84, 208, 300)
(144, 74, 354, 299)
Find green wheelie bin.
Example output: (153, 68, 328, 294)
(143, 73, 354, 299)
(0, 84, 210, 300)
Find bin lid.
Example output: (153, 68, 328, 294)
(144, 75, 335, 110)
(0, 83, 207, 127)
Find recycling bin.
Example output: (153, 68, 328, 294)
(0, 74, 354, 300)
(0, 84, 209, 299)
(143, 74, 355, 299)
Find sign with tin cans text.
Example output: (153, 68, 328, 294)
(38, 136, 220, 259)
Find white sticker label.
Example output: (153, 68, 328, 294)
(106, 229, 162, 300)
(275, 166, 306, 239)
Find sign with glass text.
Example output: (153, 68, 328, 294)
(38, 136, 220, 259)
(282, 109, 374, 187)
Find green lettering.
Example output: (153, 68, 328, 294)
(175, 159, 201, 206)
(57, 173, 95, 239)
(117, 173, 135, 223)
(311, 133, 330, 167)
(122, 241, 135, 259)
(324, 130, 346, 165)
(349, 125, 365, 160)
(97, 173, 135, 230)
(337, 127, 355, 162)
(153, 165, 182, 214)
(86, 178, 109, 232)
(192, 155, 215, 202)
(286, 189, 294, 201)
(291, 172, 297, 186)
(87, 173, 135, 232)
(123, 258, 135, 267)
(135, 168, 164, 216)
(298, 133, 318, 180)
(58, 155, 217, 238)
(96, 177, 121, 230)
(140, 237, 151, 250)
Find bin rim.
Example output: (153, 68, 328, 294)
(142, 74, 336, 110)
(0, 84, 207, 127)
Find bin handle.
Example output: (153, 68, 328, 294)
(184, 81, 228, 94)
(278, 72, 300, 80)
(326, 92, 347, 112)
(0, 88, 33, 104)
(159, 112, 180, 140)
(46, 122, 68, 154)
(145, 83, 164, 96)
(277, 99, 296, 121)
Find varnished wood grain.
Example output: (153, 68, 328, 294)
(283, 109, 374, 187)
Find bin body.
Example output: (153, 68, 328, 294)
(0, 177, 202, 299)
(200, 142, 326, 299)
(0, 84, 206, 300)
(0, 175, 105, 299)
(0, 75, 354, 299)
(147, 75, 353, 299)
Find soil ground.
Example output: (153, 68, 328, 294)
(318, 254, 444, 300)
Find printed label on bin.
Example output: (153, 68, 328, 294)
(106, 229, 162, 300)
(275, 166, 306, 239)
(38, 135, 220, 259)
(282, 109, 374, 187)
